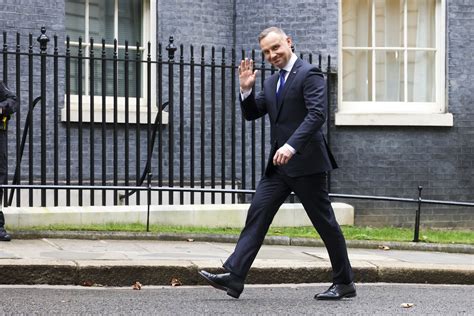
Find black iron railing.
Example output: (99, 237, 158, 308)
(0, 28, 335, 207)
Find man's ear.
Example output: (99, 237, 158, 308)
(286, 37, 292, 47)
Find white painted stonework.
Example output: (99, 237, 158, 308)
(4, 202, 354, 229)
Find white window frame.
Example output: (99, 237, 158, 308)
(336, 0, 452, 126)
(61, 0, 167, 124)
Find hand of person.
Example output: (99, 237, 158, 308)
(239, 58, 258, 91)
(273, 145, 294, 166)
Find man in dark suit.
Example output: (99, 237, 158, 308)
(199, 27, 355, 300)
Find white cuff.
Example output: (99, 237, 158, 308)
(283, 143, 296, 154)
(240, 88, 252, 100)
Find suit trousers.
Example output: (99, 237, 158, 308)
(223, 170, 354, 284)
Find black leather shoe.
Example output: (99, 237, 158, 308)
(0, 227, 11, 241)
(314, 282, 356, 300)
(198, 270, 244, 298)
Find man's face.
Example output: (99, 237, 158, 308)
(259, 31, 293, 69)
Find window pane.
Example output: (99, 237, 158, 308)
(89, 48, 140, 98)
(407, 0, 435, 48)
(375, 51, 404, 101)
(407, 51, 435, 102)
(118, 0, 143, 46)
(65, 0, 147, 99)
(90, 49, 108, 98)
(375, 0, 403, 47)
(343, 50, 372, 101)
(342, 0, 372, 47)
(118, 49, 141, 98)
(89, 0, 115, 44)
(66, 0, 85, 41)
(68, 46, 86, 95)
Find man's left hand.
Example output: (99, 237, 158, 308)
(273, 145, 294, 166)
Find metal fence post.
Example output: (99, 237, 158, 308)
(166, 36, 177, 204)
(53, 35, 59, 206)
(37, 27, 49, 207)
(413, 186, 423, 242)
(15, 32, 21, 207)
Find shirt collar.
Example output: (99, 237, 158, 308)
(281, 53, 297, 73)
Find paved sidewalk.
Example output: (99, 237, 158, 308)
(0, 234, 472, 286)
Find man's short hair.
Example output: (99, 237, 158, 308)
(258, 27, 288, 42)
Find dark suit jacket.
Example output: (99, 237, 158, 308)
(240, 58, 337, 177)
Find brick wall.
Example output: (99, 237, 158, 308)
(0, 0, 64, 37)
(157, 0, 235, 48)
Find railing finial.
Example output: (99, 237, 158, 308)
(166, 36, 177, 61)
(37, 26, 49, 52)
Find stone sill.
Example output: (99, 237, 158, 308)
(335, 112, 453, 127)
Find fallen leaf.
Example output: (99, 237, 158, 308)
(132, 281, 142, 290)
(187, 238, 194, 242)
(378, 245, 390, 250)
(80, 279, 95, 287)
(171, 277, 182, 287)
(401, 303, 414, 308)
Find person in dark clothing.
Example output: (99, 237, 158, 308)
(199, 27, 355, 300)
(0, 81, 17, 241)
